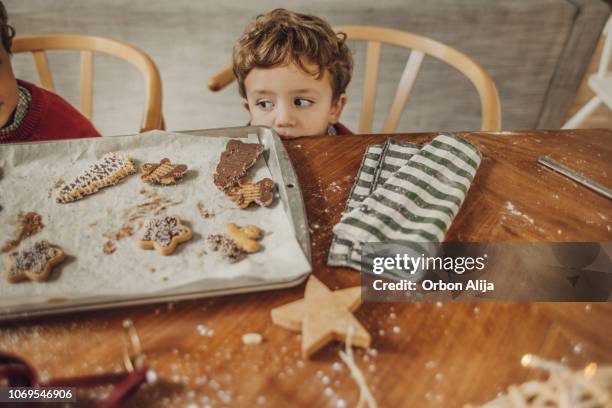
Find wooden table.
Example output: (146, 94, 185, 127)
(1, 129, 611, 407)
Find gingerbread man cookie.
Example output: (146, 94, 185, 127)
(138, 215, 192, 255)
(226, 178, 275, 209)
(141, 158, 188, 185)
(5, 240, 65, 283)
(226, 223, 262, 253)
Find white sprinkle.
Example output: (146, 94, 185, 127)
(322, 375, 331, 385)
(336, 399, 346, 408)
(473, 307, 480, 315)
(573, 343, 583, 354)
(332, 362, 343, 372)
(436, 301, 443, 309)
(218, 391, 231, 403)
(324, 387, 333, 396)
(256, 395, 266, 405)
(378, 329, 385, 336)
(316, 370, 324, 378)
(389, 312, 396, 319)
(392, 326, 401, 334)
(425, 360, 437, 369)
(585, 304, 592, 311)
(242, 333, 263, 345)
(146, 370, 158, 384)
(435, 372, 444, 381)
(367, 349, 378, 357)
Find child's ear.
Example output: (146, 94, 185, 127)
(328, 94, 347, 124)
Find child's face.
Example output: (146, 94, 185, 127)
(243, 61, 346, 138)
(0, 46, 18, 128)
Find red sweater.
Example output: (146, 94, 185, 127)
(0, 80, 100, 143)
(333, 122, 353, 135)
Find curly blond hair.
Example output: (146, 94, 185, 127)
(0, 1, 15, 53)
(233, 9, 353, 101)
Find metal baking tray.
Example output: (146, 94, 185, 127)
(0, 126, 310, 321)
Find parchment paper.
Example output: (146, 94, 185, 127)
(0, 131, 310, 307)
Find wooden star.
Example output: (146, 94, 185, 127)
(271, 275, 371, 358)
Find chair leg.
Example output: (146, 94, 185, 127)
(562, 96, 602, 129)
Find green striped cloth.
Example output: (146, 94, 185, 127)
(328, 133, 482, 272)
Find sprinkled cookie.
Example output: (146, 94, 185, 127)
(138, 215, 192, 255)
(226, 177, 275, 209)
(5, 240, 65, 283)
(57, 152, 137, 203)
(207, 234, 244, 263)
(141, 158, 188, 185)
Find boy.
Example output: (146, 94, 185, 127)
(0, 1, 99, 143)
(233, 8, 353, 138)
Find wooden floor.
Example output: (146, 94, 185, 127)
(564, 34, 612, 128)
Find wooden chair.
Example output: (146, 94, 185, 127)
(208, 26, 501, 133)
(563, 15, 612, 129)
(12, 34, 164, 133)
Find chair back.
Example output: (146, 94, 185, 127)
(12, 34, 163, 133)
(335, 26, 500, 133)
(597, 15, 612, 78)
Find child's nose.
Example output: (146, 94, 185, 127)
(274, 104, 296, 127)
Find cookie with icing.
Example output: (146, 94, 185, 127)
(213, 140, 264, 190)
(5, 240, 65, 283)
(141, 158, 188, 185)
(138, 215, 192, 255)
(57, 152, 137, 203)
(226, 177, 275, 209)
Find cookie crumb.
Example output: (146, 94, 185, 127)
(197, 201, 214, 219)
(103, 240, 116, 254)
(114, 225, 135, 241)
(89, 222, 98, 228)
(1, 212, 45, 253)
(162, 276, 168, 282)
(242, 333, 263, 345)
(54, 179, 65, 189)
(149, 267, 156, 273)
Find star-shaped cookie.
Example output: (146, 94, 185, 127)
(271, 275, 371, 358)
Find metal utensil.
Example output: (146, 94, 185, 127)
(538, 156, 612, 200)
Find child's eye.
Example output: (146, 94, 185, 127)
(256, 100, 274, 110)
(294, 98, 314, 107)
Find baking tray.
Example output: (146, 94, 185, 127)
(0, 126, 311, 321)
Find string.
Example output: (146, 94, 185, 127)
(470, 354, 612, 407)
(338, 325, 378, 408)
